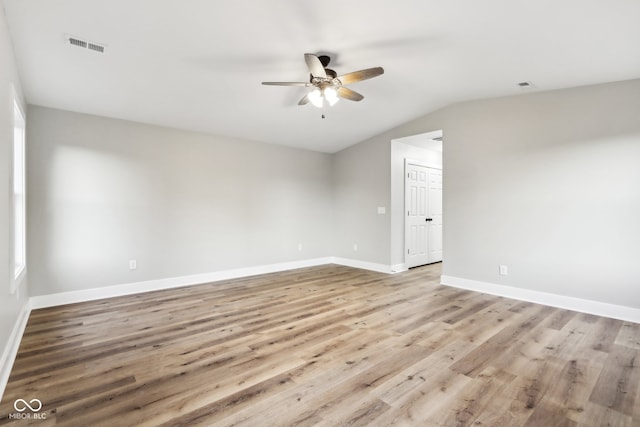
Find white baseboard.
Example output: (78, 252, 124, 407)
(390, 263, 408, 274)
(5, 265, 638, 402)
(0, 300, 31, 402)
(3, 257, 395, 399)
(4, 258, 344, 401)
(30, 257, 334, 309)
(331, 257, 393, 274)
(29, 257, 400, 310)
(441, 275, 640, 324)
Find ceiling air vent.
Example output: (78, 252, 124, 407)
(517, 81, 536, 89)
(66, 35, 106, 53)
(87, 43, 105, 53)
(68, 37, 87, 49)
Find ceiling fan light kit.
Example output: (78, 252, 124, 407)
(308, 86, 339, 108)
(323, 87, 339, 106)
(262, 53, 384, 108)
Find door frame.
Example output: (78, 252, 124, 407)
(389, 130, 443, 273)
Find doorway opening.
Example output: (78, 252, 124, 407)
(390, 131, 443, 272)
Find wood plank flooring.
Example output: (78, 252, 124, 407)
(1, 263, 639, 426)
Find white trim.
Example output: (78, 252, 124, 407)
(441, 275, 640, 324)
(1, 256, 395, 399)
(390, 263, 408, 274)
(4, 264, 639, 401)
(28, 257, 401, 310)
(30, 258, 333, 309)
(330, 257, 392, 274)
(28, 257, 399, 311)
(10, 88, 27, 295)
(0, 300, 31, 402)
(405, 158, 442, 170)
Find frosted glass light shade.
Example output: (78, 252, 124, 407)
(324, 87, 339, 106)
(308, 89, 323, 108)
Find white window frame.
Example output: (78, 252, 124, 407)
(11, 90, 26, 293)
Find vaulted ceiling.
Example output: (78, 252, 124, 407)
(3, 0, 640, 153)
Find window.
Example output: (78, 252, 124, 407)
(12, 95, 26, 290)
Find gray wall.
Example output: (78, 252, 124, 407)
(19, 73, 640, 313)
(439, 79, 640, 307)
(331, 135, 390, 264)
(27, 107, 333, 295)
(331, 111, 448, 268)
(333, 78, 640, 309)
(0, 8, 29, 371)
(374, 78, 640, 308)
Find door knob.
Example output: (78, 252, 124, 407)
(425, 218, 433, 222)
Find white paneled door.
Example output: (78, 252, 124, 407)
(405, 162, 442, 268)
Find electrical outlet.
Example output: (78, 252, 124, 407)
(353, 243, 358, 252)
(499, 265, 508, 276)
(297, 243, 303, 252)
(129, 260, 137, 270)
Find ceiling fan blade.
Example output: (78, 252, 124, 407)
(262, 82, 310, 86)
(337, 87, 364, 102)
(304, 53, 327, 78)
(337, 67, 384, 85)
(298, 94, 310, 106)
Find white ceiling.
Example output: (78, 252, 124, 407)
(3, 0, 640, 153)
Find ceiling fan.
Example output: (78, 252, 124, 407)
(262, 53, 384, 108)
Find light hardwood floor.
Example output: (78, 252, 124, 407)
(1, 264, 639, 426)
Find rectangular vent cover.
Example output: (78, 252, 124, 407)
(67, 35, 105, 53)
(517, 81, 536, 89)
(69, 37, 87, 48)
(87, 43, 104, 53)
